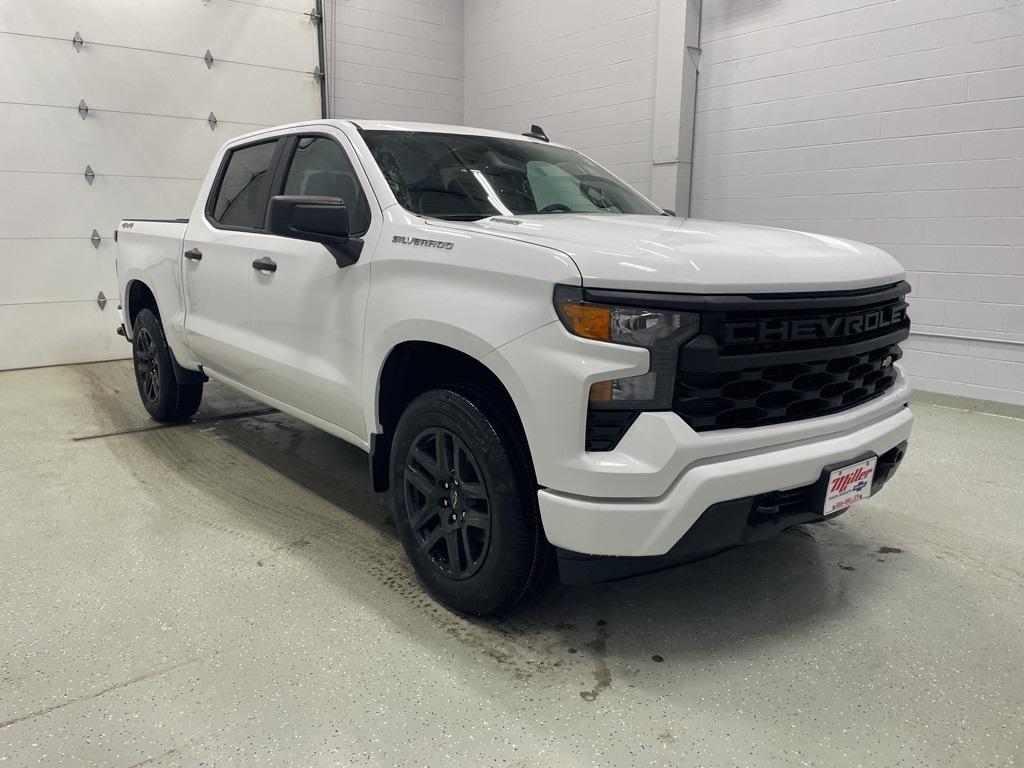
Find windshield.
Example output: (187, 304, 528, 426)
(360, 130, 663, 220)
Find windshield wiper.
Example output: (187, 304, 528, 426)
(428, 213, 491, 221)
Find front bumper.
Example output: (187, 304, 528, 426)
(557, 440, 908, 584)
(537, 398, 913, 558)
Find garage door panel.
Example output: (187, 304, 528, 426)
(0, 302, 127, 370)
(0, 240, 118, 305)
(0, 36, 319, 126)
(0, 105, 244, 180)
(0, 175, 198, 239)
(232, 0, 315, 14)
(0, 0, 317, 71)
(0, 0, 319, 370)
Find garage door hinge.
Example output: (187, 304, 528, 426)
(97, 291, 107, 310)
(204, 49, 214, 69)
(84, 165, 95, 185)
(308, 6, 321, 25)
(91, 229, 101, 248)
(78, 99, 89, 119)
(72, 31, 84, 52)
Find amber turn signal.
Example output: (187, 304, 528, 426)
(558, 302, 612, 342)
(588, 380, 614, 403)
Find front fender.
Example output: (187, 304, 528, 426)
(361, 210, 583, 442)
(362, 319, 510, 438)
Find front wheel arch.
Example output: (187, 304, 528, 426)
(371, 341, 534, 494)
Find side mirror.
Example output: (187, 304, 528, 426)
(268, 195, 362, 267)
(269, 195, 349, 242)
(662, 208, 677, 217)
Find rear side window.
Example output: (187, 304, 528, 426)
(281, 136, 371, 235)
(209, 140, 278, 229)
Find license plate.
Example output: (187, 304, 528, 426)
(823, 456, 877, 516)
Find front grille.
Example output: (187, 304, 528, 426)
(672, 282, 910, 431)
(675, 343, 902, 430)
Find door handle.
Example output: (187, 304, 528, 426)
(184, 248, 203, 261)
(252, 257, 277, 273)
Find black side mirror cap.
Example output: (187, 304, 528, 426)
(268, 195, 362, 267)
(662, 209, 677, 217)
(269, 195, 349, 242)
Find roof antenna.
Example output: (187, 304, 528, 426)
(522, 124, 549, 142)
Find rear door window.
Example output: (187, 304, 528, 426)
(209, 140, 279, 230)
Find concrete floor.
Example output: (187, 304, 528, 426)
(1, 361, 1021, 768)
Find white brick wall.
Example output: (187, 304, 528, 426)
(463, 0, 661, 197)
(327, 0, 464, 124)
(691, 0, 1024, 405)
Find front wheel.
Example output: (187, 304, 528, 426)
(132, 308, 203, 422)
(390, 387, 550, 615)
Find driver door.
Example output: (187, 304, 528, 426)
(246, 131, 379, 440)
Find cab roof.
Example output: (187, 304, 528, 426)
(227, 118, 563, 148)
(346, 119, 555, 143)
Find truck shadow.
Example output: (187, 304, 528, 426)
(81, 363, 882, 681)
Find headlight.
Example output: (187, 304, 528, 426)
(555, 296, 696, 347)
(554, 285, 699, 409)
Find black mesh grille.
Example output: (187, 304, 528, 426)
(674, 343, 902, 430)
(672, 282, 910, 431)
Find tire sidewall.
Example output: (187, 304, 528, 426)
(390, 389, 538, 614)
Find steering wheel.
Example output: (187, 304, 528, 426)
(538, 203, 572, 213)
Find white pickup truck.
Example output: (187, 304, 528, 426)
(116, 119, 912, 614)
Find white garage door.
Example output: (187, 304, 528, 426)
(0, 0, 323, 370)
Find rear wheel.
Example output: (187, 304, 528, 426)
(390, 387, 549, 615)
(132, 308, 203, 422)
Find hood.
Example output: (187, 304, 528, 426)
(464, 214, 905, 293)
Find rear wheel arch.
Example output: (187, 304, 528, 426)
(371, 341, 534, 493)
(125, 279, 204, 386)
(126, 279, 160, 330)
(131, 308, 204, 422)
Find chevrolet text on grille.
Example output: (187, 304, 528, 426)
(722, 304, 907, 344)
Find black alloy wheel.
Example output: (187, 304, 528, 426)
(131, 308, 204, 422)
(404, 427, 492, 579)
(134, 326, 161, 406)
(389, 387, 552, 615)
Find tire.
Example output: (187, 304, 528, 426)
(390, 386, 550, 615)
(132, 308, 203, 422)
